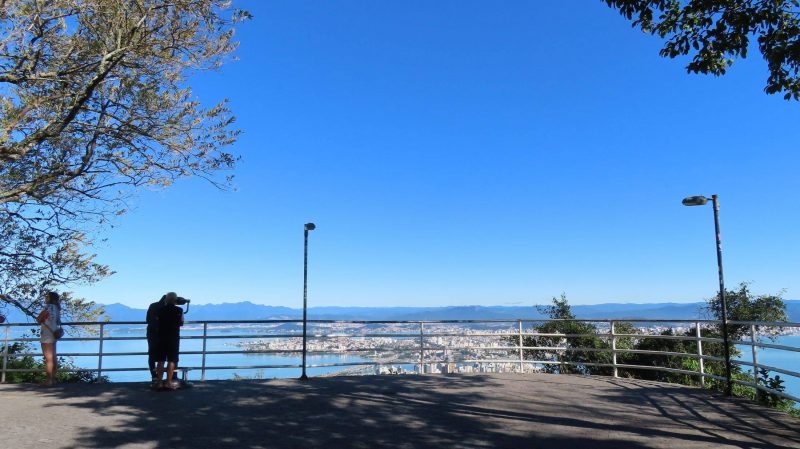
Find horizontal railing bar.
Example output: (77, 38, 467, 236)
(426, 346, 517, 351)
(7, 333, 790, 346)
(5, 318, 739, 328)
(514, 360, 562, 365)
(0, 364, 750, 384)
(516, 346, 568, 351)
(613, 364, 721, 379)
(93, 365, 306, 372)
(1, 365, 312, 373)
(3, 345, 797, 358)
(0, 368, 115, 373)
(519, 333, 612, 339)
(613, 349, 702, 358)
(551, 347, 612, 353)
(0, 334, 729, 344)
(307, 362, 405, 368)
(181, 334, 303, 340)
(8, 352, 146, 358)
(12, 365, 309, 373)
(461, 359, 535, 364)
(302, 349, 408, 354)
(418, 332, 516, 337)
(423, 345, 621, 353)
(180, 364, 304, 370)
(698, 337, 724, 343)
(613, 334, 699, 341)
(5, 332, 795, 341)
(311, 333, 423, 339)
(216, 349, 315, 355)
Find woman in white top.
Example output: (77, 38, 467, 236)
(37, 292, 61, 386)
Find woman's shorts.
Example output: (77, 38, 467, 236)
(40, 326, 56, 344)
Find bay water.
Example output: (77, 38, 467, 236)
(736, 335, 800, 399)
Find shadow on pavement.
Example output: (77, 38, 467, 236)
(2, 374, 798, 449)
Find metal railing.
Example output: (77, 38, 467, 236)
(1, 318, 798, 402)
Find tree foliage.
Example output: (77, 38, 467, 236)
(705, 282, 788, 340)
(0, 0, 246, 319)
(627, 283, 789, 389)
(516, 288, 794, 412)
(604, 0, 800, 100)
(518, 294, 635, 376)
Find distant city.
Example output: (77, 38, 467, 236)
(234, 320, 800, 378)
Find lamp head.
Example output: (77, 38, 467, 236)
(304, 223, 316, 231)
(682, 196, 709, 206)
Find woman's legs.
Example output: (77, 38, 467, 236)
(41, 342, 56, 385)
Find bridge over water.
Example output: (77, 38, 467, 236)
(1, 374, 797, 448)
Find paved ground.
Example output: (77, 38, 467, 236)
(0, 374, 798, 449)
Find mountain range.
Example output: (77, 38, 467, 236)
(4, 300, 798, 323)
(94, 300, 800, 322)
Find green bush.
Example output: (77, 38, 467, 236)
(1, 337, 107, 383)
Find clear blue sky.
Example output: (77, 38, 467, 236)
(73, 1, 800, 309)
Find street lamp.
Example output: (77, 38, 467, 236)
(682, 194, 732, 396)
(300, 222, 316, 381)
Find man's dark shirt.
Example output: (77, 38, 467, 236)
(157, 304, 183, 341)
(146, 298, 165, 337)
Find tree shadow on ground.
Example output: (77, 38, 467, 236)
(3, 374, 799, 449)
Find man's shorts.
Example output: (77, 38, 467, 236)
(157, 337, 180, 363)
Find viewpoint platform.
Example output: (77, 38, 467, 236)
(0, 373, 797, 448)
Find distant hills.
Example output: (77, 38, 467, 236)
(82, 300, 800, 323)
(5, 300, 799, 323)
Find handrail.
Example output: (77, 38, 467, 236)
(1, 318, 798, 404)
(0, 318, 731, 326)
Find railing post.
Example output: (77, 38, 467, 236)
(201, 322, 208, 382)
(1, 324, 10, 383)
(418, 322, 424, 375)
(696, 321, 705, 387)
(750, 324, 760, 400)
(97, 323, 105, 380)
(610, 321, 618, 378)
(518, 320, 524, 374)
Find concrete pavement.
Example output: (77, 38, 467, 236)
(0, 373, 798, 448)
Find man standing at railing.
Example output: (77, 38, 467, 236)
(154, 293, 184, 390)
(147, 294, 168, 386)
(146, 292, 185, 387)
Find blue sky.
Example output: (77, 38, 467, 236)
(73, 1, 800, 309)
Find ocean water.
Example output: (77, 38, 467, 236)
(5, 323, 371, 382)
(59, 338, 369, 382)
(736, 335, 800, 399)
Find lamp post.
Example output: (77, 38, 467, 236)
(682, 194, 732, 396)
(300, 222, 316, 381)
